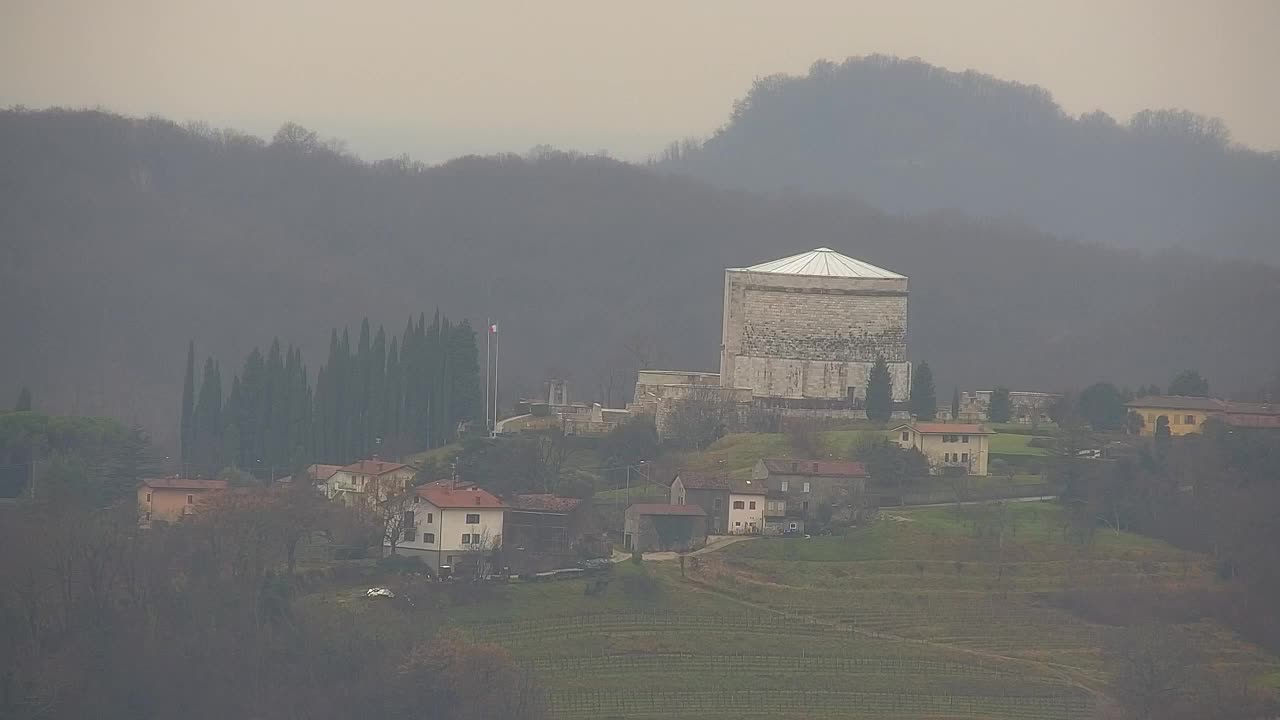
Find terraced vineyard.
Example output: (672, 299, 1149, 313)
(448, 502, 1279, 718)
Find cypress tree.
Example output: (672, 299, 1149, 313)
(14, 387, 32, 412)
(385, 335, 402, 448)
(181, 340, 195, 463)
(449, 320, 483, 428)
(194, 357, 223, 474)
(370, 326, 387, 450)
(988, 387, 1012, 423)
(951, 386, 961, 421)
(865, 356, 893, 423)
(909, 361, 937, 420)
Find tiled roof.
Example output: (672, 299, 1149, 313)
(627, 503, 706, 517)
(730, 479, 767, 495)
(341, 460, 409, 476)
(1223, 401, 1280, 416)
(676, 471, 731, 491)
(738, 248, 905, 279)
(1126, 395, 1225, 412)
(140, 478, 228, 490)
(511, 494, 582, 513)
(896, 423, 993, 435)
(762, 459, 868, 478)
(306, 464, 344, 481)
(415, 481, 506, 509)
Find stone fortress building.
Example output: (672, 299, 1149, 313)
(720, 248, 911, 411)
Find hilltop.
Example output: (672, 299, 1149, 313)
(658, 55, 1280, 262)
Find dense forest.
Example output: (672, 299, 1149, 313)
(3, 107, 1279, 451)
(181, 312, 480, 477)
(658, 55, 1280, 262)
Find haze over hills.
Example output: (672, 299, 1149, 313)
(657, 55, 1280, 263)
(4, 108, 1279, 448)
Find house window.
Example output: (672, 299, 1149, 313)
(465, 513, 480, 524)
(1185, 415, 1195, 425)
(426, 513, 433, 524)
(733, 500, 745, 510)
(403, 528, 416, 542)
(802, 482, 810, 493)
(402, 510, 414, 528)
(962, 435, 969, 443)
(713, 497, 722, 510)
(734, 521, 741, 527)
(749, 501, 756, 510)
(461, 533, 472, 545)
(962, 453, 969, 463)
(901, 431, 910, 441)
(679, 494, 685, 505)
(146, 493, 151, 502)
(780, 480, 788, 492)
(186, 494, 194, 505)
(788, 522, 798, 530)
(423, 533, 435, 544)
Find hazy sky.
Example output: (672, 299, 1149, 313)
(4, 0, 1277, 162)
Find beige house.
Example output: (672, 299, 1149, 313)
(325, 459, 417, 507)
(394, 480, 507, 575)
(891, 423, 994, 476)
(137, 478, 228, 523)
(669, 471, 764, 534)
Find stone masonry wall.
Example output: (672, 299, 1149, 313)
(721, 268, 910, 402)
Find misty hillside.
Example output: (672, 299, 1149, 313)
(658, 55, 1280, 262)
(3, 108, 1279, 447)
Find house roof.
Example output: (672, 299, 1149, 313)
(675, 471, 731, 491)
(306, 464, 344, 481)
(511, 494, 583, 513)
(627, 503, 706, 517)
(736, 248, 905, 279)
(761, 459, 868, 478)
(140, 478, 229, 490)
(341, 460, 409, 476)
(1223, 401, 1280, 416)
(1126, 395, 1225, 412)
(415, 481, 506, 509)
(894, 423, 993, 435)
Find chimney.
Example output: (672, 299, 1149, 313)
(474, 496, 481, 506)
(377, 462, 384, 472)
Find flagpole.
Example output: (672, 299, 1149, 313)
(485, 316, 491, 433)
(493, 323, 499, 433)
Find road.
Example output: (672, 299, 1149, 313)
(611, 534, 759, 562)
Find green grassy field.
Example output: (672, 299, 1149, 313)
(308, 500, 1274, 719)
(988, 433, 1053, 456)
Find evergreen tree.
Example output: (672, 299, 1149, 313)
(180, 340, 195, 464)
(1167, 370, 1209, 397)
(865, 355, 893, 423)
(14, 387, 32, 412)
(909, 361, 937, 420)
(988, 387, 1012, 423)
(99, 424, 161, 503)
(951, 386, 961, 420)
(193, 357, 223, 474)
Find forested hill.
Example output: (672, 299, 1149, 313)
(3, 108, 1279, 448)
(657, 55, 1280, 263)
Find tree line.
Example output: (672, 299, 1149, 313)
(181, 312, 481, 477)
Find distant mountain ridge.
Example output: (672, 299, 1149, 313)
(2, 108, 1278, 447)
(657, 55, 1280, 263)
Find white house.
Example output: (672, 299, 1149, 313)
(325, 459, 417, 506)
(727, 479, 766, 535)
(395, 480, 507, 575)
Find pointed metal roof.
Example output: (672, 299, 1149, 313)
(739, 248, 905, 279)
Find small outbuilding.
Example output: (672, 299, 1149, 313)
(623, 503, 707, 553)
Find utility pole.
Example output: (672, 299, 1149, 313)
(485, 316, 491, 434)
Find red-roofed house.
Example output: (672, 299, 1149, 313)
(137, 478, 228, 523)
(891, 423, 995, 476)
(325, 459, 416, 507)
(752, 459, 870, 532)
(394, 480, 507, 575)
(623, 503, 707, 552)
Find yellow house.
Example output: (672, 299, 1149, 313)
(890, 423, 995, 476)
(1125, 396, 1226, 437)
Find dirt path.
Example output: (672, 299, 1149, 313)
(611, 534, 760, 563)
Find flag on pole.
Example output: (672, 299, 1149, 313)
(489, 322, 498, 333)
